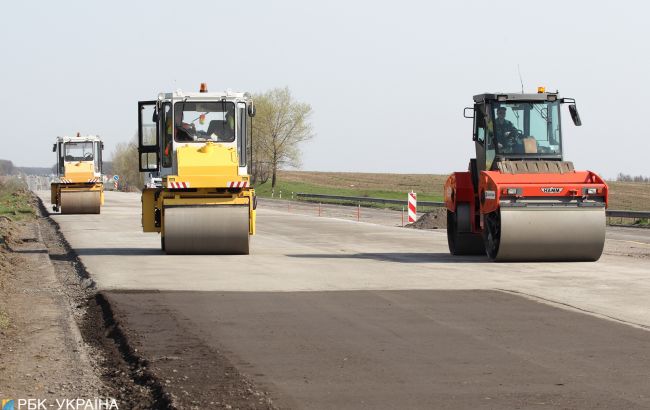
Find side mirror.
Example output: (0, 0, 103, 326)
(152, 107, 159, 122)
(101, 142, 105, 150)
(463, 107, 474, 119)
(52, 143, 57, 152)
(569, 104, 582, 126)
(247, 102, 256, 117)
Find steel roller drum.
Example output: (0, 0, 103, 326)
(495, 207, 605, 261)
(164, 205, 250, 254)
(60, 191, 101, 214)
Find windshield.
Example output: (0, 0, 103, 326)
(173, 101, 236, 143)
(489, 101, 561, 156)
(64, 142, 94, 161)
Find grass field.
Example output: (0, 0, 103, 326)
(605, 181, 650, 211)
(0, 177, 36, 221)
(254, 171, 446, 203)
(254, 170, 650, 211)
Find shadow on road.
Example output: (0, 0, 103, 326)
(286, 252, 488, 263)
(74, 248, 164, 256)
(13, 249, 49, 254)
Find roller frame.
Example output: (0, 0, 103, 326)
(60, 190, 101, 214)
(163, 204, 250, 255)
(485, 206, 605, 262)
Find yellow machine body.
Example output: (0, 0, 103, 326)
(63, 161, 95, 182)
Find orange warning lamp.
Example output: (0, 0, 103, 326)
(200, 83, 208, 93)
(537, 86, 545, 93)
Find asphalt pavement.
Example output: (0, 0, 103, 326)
(106, 289, 650, 409)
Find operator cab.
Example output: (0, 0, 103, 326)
(137, 83, 256, 178)
(53, 135, 104, 176)
(467, 88, 581, 172)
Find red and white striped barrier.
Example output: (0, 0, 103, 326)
(408, 191, 417, 223)
(166, 181, 248, 189)
(168, 181, 190, 189)
(114, 181, 118, 190)
(227, 181, 249, 188)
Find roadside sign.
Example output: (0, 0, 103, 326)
(408, 191, 417, 223)
(113, 175, 119, 181)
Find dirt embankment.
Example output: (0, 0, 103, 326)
(0, 185, 110, 401)
(405, 208, 447, 230)
(0, 182, 169, 407)
(0, 179, 37, 344)
(0, 219, 19, 330)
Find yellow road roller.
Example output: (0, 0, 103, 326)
(138, 83, 256, 254)
(51, 134, 105, 214)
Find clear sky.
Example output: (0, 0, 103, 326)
(1, 0, 648, 178)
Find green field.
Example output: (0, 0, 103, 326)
(0, 178, 36, 221)
(254, 171, 446, 204)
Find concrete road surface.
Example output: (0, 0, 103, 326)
(38, 191, 650, 408)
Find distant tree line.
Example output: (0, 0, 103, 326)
(18, 166, 54, 176)
(0, 160, 15, 175)
(615, 173, 650, 183)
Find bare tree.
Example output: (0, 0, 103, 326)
(250, 158, 272, 185)
(112, 136, 145, 191)
(252, 87, 314, 188)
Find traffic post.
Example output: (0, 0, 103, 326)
(408, 191, 417, 223)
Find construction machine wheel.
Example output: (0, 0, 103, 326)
(447, 208, 485, 255)
(163, 205, 250, 255)
(484, 207, 606, 262)
(483, 211, 501, 260)
(60, 191, 101, 214)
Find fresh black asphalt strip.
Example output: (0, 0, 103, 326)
(104, 289, 650, 409)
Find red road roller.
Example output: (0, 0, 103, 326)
(445, 88, 608, 261)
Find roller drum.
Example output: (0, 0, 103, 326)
(493, 207, 605, 261)
(164, 205, 250, 255)
(60, 191, 101, 214)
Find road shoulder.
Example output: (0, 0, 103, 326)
(0, 217, 105, 398)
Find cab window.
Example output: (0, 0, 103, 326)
(173, 102, 236, 143)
